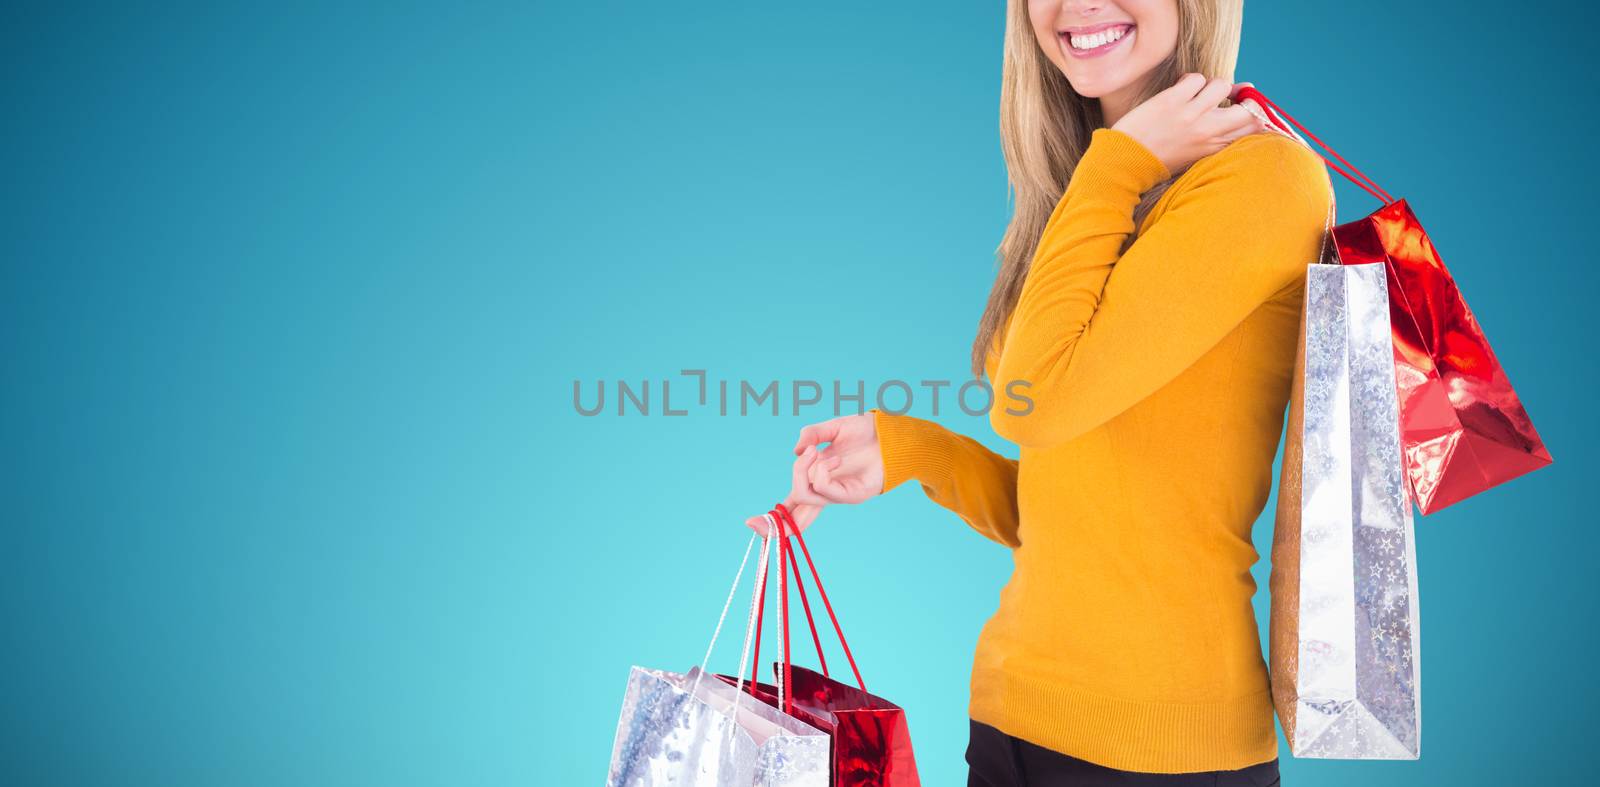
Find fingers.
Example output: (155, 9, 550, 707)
(808, 453, 847, 500)
(1166, 73, 1235, 111)
(745, 431, 844, 534)
(807, 448, 876, 504)
(745, 505, 785, 534)
(1230, 90, 1278, 136)
(806, 455, 844, 498)
(772, 496, 823, 534)
(1216, 122, 1261, 146)
(788, 446, 830, 505)
(811, 462, 866, 503)
(1188, 76, 1233, 113)
(1163, 71, 1208, 101)
(1205, 103, 1267, 142)
(743, 415, 870, 536)
(743, 502, 821, 534)
(787, 503, 820, 533)
(1233, 97, 1267, 125)
(793, 418, 843, 456)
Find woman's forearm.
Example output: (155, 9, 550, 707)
(875, 410, 1020, 548)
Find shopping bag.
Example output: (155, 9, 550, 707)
(716, 506, 920, 786)
(610, 666, 826, 786)
(1270, 261, 1422, 759)
(1331, 200, 1551, 512)
(1237, 86, 1552, 514)
(608, 529, 830, 786)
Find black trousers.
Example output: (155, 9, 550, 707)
(966, 720, 1281, 786)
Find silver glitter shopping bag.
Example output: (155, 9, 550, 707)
(1270, 261, 1421, 759)
(608, 529, 829, 786)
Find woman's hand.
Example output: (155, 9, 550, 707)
(1111, 74, 1268, 175)
(745, 413, 885, 535)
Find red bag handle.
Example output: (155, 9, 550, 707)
(777, 503, 867, 692)
(1233, 85, 1397, 206)
(747, 504, 869, 702)
(748, 522, 831, 677)
(784, 522, 830, 676)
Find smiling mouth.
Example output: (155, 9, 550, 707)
(1060, 23, 1134, 56)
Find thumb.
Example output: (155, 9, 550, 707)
(745, 512, 778, 535)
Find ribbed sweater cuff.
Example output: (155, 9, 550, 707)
(1070, 127, 1172, 199)
(873, 411, 953, 494)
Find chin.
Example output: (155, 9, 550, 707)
(1063, 75, 1120, 99)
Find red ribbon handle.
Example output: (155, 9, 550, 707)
(1232, 85, 1397, 206)
(746, 504, 869, 705)
(774, 503, 867, 692)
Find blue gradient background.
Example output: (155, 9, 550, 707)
(3, 2, 1592, 784)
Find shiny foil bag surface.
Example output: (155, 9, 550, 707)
(1271, 262, 1422, 759)
(717, 665, 920, 787)
(608, 665, 829, 786)
(785, 665, 919, 787)
(1333, 200, 1551, 513)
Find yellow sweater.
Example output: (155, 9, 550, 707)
(877, 127, 1331, 773)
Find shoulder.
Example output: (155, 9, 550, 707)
(1153, 131, 1332, 253)
(1183, 131, 1331, 210)
(1163, 131, 1334, 287)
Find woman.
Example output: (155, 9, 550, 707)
(750, 1, 1327, 784)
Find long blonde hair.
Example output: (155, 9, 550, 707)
(971, 0, 1245, 375)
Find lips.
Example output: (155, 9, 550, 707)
(1059, 23, 1134, 59)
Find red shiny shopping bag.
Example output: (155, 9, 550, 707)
(1237, 86, 1552, 514)
(716, 504, 920, 787)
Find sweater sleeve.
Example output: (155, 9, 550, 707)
(990, 128, 1332, 449)
(874, 410, 1020, 548)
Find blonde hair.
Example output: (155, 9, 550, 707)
(971, 0, 1245, 375)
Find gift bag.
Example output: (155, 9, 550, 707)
(1270, 261, 1422, 759)
(1237, 86, 1552, 514)
(1331, 200, 1551, 512)
(717, 506, 920, 786)
(608, 529, 829, 786)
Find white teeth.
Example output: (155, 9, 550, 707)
(1069, 25, 1129, 50)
